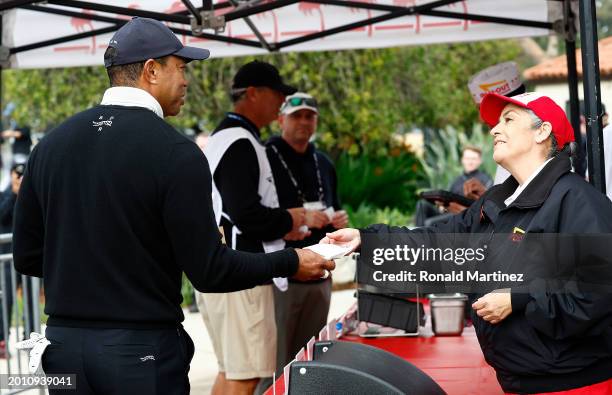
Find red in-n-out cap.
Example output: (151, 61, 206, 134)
(480, 92, 575, 149)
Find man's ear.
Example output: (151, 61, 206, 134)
(244, 86, 258, 102)
(535, 121, 553, 144)
(142, 59, 160, 85)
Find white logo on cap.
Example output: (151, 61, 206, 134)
(510, 92, 546, 105)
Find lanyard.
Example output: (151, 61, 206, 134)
(226, 113, 260, 140)
(270, 144, 325, 204)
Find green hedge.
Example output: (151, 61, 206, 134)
(336, 150, 425, 213)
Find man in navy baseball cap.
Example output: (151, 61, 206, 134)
(104, 17, 210, 68)
(102, 17, 210, 117)
(13, 12, 333, 394)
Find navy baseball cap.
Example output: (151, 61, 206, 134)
(232, 61, 297, 96)
(104, 17, 210, 68)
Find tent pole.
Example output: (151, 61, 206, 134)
(578, 0, 605, 193)
(564, 0, 583, 175)
(21, 4, 261, 50)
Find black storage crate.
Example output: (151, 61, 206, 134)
(357, 290, 425, 333)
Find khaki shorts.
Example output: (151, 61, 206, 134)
(197, 285, 276, 380)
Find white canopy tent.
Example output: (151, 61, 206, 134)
(0, 0, 606, 194)
(2, 0, 556, 69)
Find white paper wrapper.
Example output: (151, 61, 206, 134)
(305, 243, 351, 260)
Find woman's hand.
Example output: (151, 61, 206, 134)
(472, 289, 512, 324)
(319, 228, 361, 252)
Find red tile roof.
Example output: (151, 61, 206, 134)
(524, 36, 612, 82)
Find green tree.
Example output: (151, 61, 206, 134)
(3, 39, 520, 157)
(597, 0, 612, 37)
(3, 66, 108, 131)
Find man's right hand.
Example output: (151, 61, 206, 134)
(305, 210, 329, 229)
(287, 208, 306, 230)
(293, 248, 335, 281)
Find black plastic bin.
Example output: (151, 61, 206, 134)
(357, 290, 425, 333)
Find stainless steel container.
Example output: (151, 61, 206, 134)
(428, 293, 468, 336)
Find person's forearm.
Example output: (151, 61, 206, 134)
(189, 246, 298, 293)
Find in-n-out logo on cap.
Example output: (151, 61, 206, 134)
(468, 62, 523, 104)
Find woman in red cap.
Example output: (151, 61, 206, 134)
(323, 92, 612, 394)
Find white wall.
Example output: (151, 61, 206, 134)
(532, 80, 612, 113)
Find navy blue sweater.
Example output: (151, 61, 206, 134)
(13, 105, 298, 329)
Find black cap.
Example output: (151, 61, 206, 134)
(104, 17, 210, 68)
(232, 61, 297, 95)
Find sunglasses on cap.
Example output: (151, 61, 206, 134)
(286, 97, 318, 108)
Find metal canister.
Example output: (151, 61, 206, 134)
(428, 293, 468, 336)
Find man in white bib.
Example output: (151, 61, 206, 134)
(199, 61, 307, 395)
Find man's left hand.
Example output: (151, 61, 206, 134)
(472, 289, 512, 324)
(284, 228, 310, 241)
(331, 210, 349, 229)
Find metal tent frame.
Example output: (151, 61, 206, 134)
(0, 0, 606, 194)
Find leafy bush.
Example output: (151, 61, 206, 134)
(336, 150, 425, 213)
(346, 203, 413, 229)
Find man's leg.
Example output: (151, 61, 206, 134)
(225, 378, 260, 394)
(198, 292, 229, 395)
(210, 372, 227, 395)
(0, 263, 14, 357)
(42, 326, 95, 395)
(201, 287, 276, 395)
(211, 374, 264, 395)
(273, 283, 301, 376)
(87, 326, 193, 395)
(291, 280, 332, 357)
(44, 325, 194, 395)
(225, 286, 276, 394)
